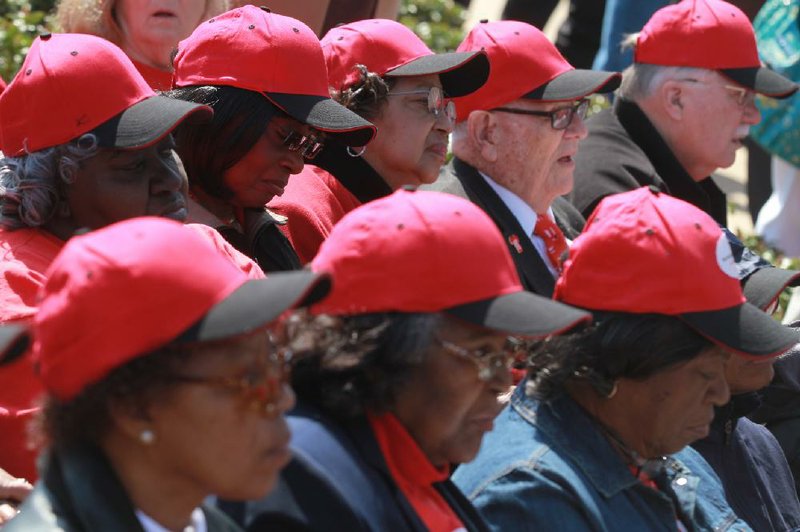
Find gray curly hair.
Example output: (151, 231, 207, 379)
(0, 134, 98, 230)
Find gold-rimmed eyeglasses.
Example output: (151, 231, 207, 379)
(436, 338, 517, 382)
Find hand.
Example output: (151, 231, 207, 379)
(0, 467, 32, 525)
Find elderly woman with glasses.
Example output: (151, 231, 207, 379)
(168, 6, 376, 272)
(0, 32, 213, 484)
(226, 189, 591, 531)
(4, 217, 331, 532)
(453, 187, 800, 531)
(268, 19, 490, 264)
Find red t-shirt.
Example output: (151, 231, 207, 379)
(268, 165, 362, 264)
(0, 228, 63, 481)
(0, 224, 263, 481)
(368, 412, 466, 532)
(131, 59, 173, 92)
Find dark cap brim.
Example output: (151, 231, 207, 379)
(720, 67, 798, 99)
(742, 267, 800, 310)
(523, 69, 621, 101)
(265, 93, 376, 147)
(0, 322, 30, 366)
(680, 302, 800, 358)
(385, 50, 490, 98)
(445, 290, 591, 338)
(173, 271, 331, 344)
(91, 95, 213, 150)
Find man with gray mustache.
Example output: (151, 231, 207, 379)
(568, 0, 797, 226)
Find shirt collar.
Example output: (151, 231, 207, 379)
(478, 171, 555, 236)
(135, 507, 207, 532)
(368, 411, 449, 486)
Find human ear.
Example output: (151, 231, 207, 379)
(660, 80, 685, 121)
(468, 111, 499, 163)
(108, 395, 155, 443)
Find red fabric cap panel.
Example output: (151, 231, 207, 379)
(311, 189, 523, 316)
(34, 218, 248, 400)
(635, 0, 760, 69)
(453, 20, 573, 121)
(174, 6, 330, 98)
(0, 34, 153, 156)
(321, 19, 435, 91)
(554, 187, 745, 314)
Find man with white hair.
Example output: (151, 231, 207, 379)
(425, 20, 619, 297)
(569, 0, 797, 224)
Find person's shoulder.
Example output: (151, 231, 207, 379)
(241, 454, 368, 532)
(453, 399, 562, 499)
(202, 503, 243, 532)
(184, 224, 265, 280)
(3, 483, 70, 531)
(271, 165, 359, 216)
(0, 227, 63, 269)
(420, 159, 470, 198)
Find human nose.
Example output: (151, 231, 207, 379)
(151, 152, 186, 194)
(281, 148, 305, 176)
(742, 98, 761, 125)
(708, 370, 730, 407)
(434, 104, 455, 134)
(273, 382, 296, 416)
(490, 363, 514, 391)
(565, 112, 588, 140)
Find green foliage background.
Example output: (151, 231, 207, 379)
(0, 0, 468, 81)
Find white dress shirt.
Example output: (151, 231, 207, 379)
(136, 507, 207, 532)
(479, 172, 566, 278)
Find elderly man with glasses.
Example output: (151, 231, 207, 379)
(569, 0, 798, 225)
(424, 20, 620, 297)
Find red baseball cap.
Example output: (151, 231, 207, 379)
(636, 0, 797, 98)
(0, 75, 6, 94)
(321, 19, 489, 98)
(554, 187, 799, 358)
(173, 6, 376, 147)
(453, 20, 620, 121)
(0, 33, 211, 157)
(33, 217, 331, 401)
(311, 189, 591, 337)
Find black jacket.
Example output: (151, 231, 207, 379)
(423, 156, 584, 297)
(692, 393, 800, 531)
(6, 444, 240, 532)
(751, 343, 800, 496)
(569, 98, 728, 225)
(227, 402, 489, 532)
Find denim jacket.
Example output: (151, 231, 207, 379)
(452, 385, 751, 532)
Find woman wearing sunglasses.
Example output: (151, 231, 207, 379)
(268, 19, 490, 264)
(4, 217, 331, 531)
(230, 189, 591, 531)
(168, 6, 376, 272)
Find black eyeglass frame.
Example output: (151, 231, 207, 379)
(491, 98, 590, 130)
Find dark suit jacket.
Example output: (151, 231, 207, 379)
(8, 445, 239, 532)
(423, 157, 585, 297)
(231, 402, 489, 532)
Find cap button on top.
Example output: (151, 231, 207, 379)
(40, 32, 52, 40)
(260, 6, 271, 12)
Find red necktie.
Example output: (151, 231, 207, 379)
(533, 215, 568, 273)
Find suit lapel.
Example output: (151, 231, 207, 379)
(449, 158, 557, 297)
